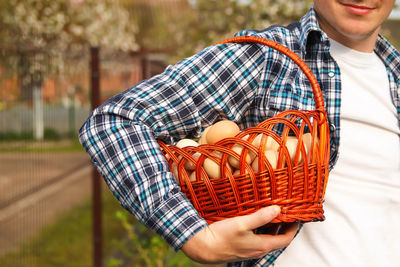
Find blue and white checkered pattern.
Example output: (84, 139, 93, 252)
(79, 6, 400, 266)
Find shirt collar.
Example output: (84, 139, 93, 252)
(299, 7, 400, 84)
(375, 35, 400, 84)
(298, 6, 329, 53)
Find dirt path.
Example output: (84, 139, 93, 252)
(0, 152, 92, 256)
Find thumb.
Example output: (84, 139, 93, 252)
(238, 205, 281, 231)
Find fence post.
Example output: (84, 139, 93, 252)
(33, 85, 44, 140)
(90, 46, 102, 267)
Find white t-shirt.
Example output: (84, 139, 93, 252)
(274, 39, 400, 267)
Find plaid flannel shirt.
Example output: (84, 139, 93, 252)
(79, 7, 400, 267)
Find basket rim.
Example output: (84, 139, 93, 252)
(158, 36, 332, 223)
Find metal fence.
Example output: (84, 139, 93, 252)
(0, 0, 247, 266)
(0, 41, 95, 266)
(0, 29, 167, 267)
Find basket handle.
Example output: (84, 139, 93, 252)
(217, 36, 326, 117)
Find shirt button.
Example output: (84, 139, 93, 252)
(328, 71, 335, 78)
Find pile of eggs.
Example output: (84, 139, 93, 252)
(169, 120, 318, 183)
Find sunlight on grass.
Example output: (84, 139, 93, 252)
(0, 184, 215, 267)
(0, 188, 122, 267)
(0, 139, 85, 153)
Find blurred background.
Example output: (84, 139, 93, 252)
(0, 0, 398, 266)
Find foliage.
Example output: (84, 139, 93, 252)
(0, 0, 138, 100)
(43, 128, 61, 140)
(0, 0, 138, 54)
(167, 0, 313, 61)
(0, 177, 198, 266)
(0, 187, 124, 267)
(0, 0, 313, 90)
(107, 211, 195, 267)
(0, 128, 62, 141)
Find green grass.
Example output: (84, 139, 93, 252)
(0, 137, 224, 266)
(0, 139, 85, 153)
(0, 188, 127, 267)
(0, 128, 62, 142)
(0, 186, 211, 267)
(0, 127, 86, 153)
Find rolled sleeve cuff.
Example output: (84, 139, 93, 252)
(144, 190, 208, 251)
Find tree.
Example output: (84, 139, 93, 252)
(165, 0, 312, 61)
(0, 0, 138, 139)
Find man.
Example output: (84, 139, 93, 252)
(78, 0, 399, 266)
(274, 1, 400, 266)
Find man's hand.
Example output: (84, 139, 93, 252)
(181, 206, 299, 264)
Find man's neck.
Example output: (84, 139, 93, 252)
(328, 32, 379, 52)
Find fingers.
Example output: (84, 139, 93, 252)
(238, 205, 281, 231)
(255, 223, 280, 235)
(257, 222, 300, 252)
(181, 207, 299, 264)
(278, 222, 300, 236)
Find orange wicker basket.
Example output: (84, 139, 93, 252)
(158, 36, 330, 224)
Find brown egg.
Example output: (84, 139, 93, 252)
(206, 120, 240, 145)
(171, 163, 181, 182)
(172, 163, 195, 183)
(188, 171, 197, 182)
(252, 134, 280, 151)
(176, 138, 199, 148)
(283, 136, 314, 166)
(301, 133, 319, 163)
(228, 144, 256, 169)
(203, 151, 232, 179)
(184, 152, 200, 171)
(285, 136, 299, 162)
(285, 134, 320, 164)
(171, 164, 178, 181)
(233, 169, 242, 175)
(233, 167, 250, 175)
(171, 155, 193, 182)
(174, 139, 200, 171)
(203, 157, 221, 179)
(251, 150, 279, 171)
(198, 126, 212, 145)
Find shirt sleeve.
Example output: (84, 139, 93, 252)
(78, 41, 267, 250)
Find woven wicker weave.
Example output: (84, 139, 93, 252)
(158, 36, 330, 224)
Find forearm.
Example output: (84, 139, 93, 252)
(78, 113, 208, 249)
(78, 41, 266, 249)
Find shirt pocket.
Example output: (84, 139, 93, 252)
(256, 68, 317, 135)
(261, 67, 316, 111)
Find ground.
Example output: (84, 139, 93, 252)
(0, 151, 91, 256)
